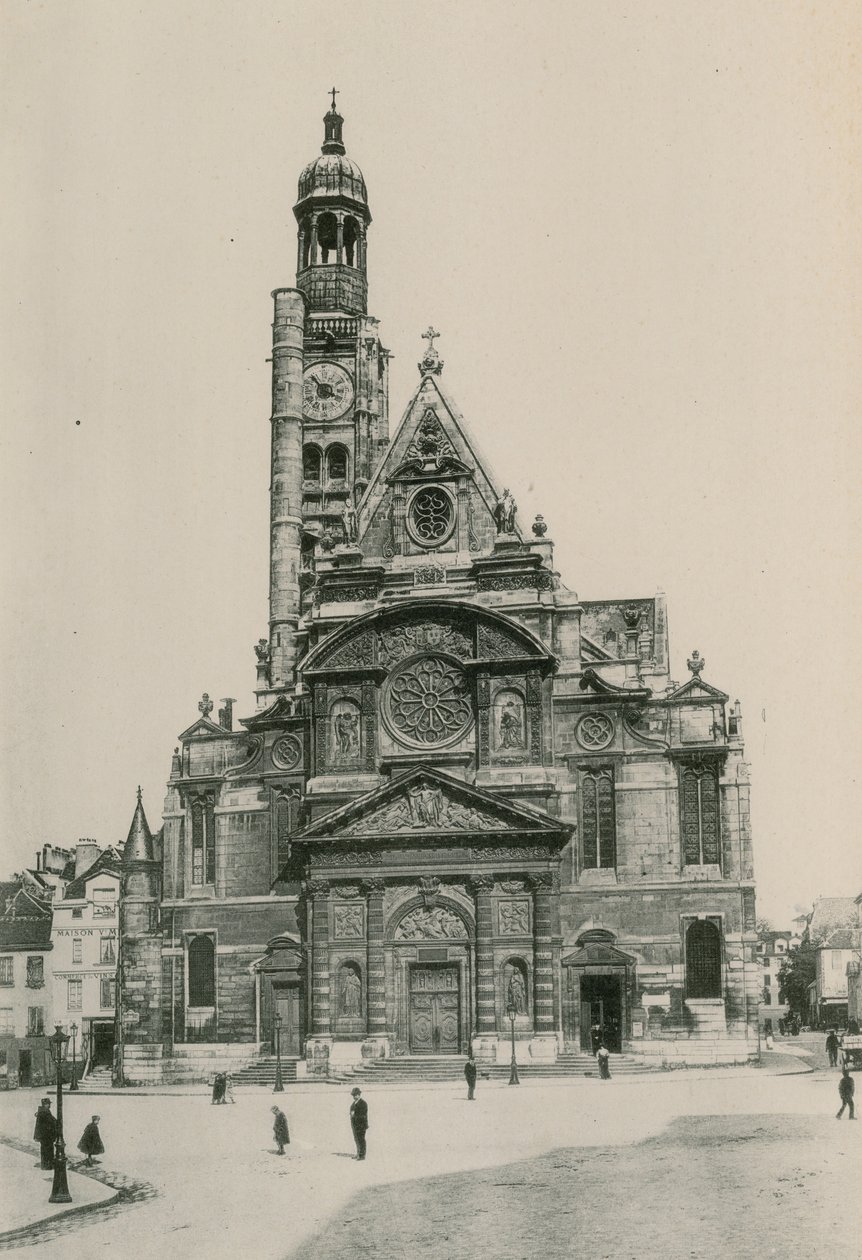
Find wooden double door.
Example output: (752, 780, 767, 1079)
(409, 965, 460, 1054)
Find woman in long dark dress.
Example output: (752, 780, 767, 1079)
(77, 1115, 105, 1166)
(33, 1098, 56, 1169)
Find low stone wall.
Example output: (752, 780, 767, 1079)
(627, 1037, 758, 1068)
(122, 1042, 263, 1084)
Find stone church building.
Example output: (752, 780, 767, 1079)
(120, 98, 758, 1081)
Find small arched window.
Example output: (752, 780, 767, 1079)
(327, 444, 348, 482)
(685, 919, 722, 999)
(303, 445, 322, 483)
(343, 216, 358, 267)
(317, 212, 338, 264)
(188, 935, 215, 1007)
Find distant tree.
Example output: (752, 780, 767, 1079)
(756, 917, 772, 936)
(777, 939, 817, 1018)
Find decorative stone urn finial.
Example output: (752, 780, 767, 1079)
(198, 693, 213, 720)
(687, 650, 706, 676)
(531, 514, 548, 538)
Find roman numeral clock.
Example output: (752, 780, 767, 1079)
(303, 361, 355, 421)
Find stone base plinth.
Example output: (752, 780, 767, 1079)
(305, 1037, 333, 1076)
(527, 1034, 559, 1063)
(471, 1037, 499, 1064)
(361, 1036, 391, 1060)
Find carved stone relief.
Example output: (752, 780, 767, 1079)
(377, 619, 472, 665)
(343, 786, 503, 836)
(499, 900, 530, 935)
(334, 904, 365, 938)
(395, 906, 468, 940)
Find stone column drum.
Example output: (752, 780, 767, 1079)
(471, 876, 497, 1062)
(362, 878, 390, 1058)
(530, 874, 559, 1062)
(306, 879, 333, 1073)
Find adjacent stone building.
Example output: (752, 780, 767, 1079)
(120, 97, 759, 1082)
(0, 881, 53, 1088)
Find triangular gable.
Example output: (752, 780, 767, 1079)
(665, 676, 729, 703)
(561, 942, 636, 968)
(358, 372, 525, 553)
(297, 766, 568, 842)
(178, 716, 228, 741)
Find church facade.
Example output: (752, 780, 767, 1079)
(120, 99, 758, 1081)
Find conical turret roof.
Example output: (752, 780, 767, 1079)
(124, 787, 155, 863)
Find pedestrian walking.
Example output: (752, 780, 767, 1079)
(836, 1067, 856, 1120)
(350, 1087, 369, 1160)
(464, 1053, 477, 1101)
(597, 1043, 611, 1080)
(826, 1030, 840, 1067)
(211, 1072, 226, 1104)
(77, 1115, 105, 1166)
(224, 1074, 236, 1104)
(590, 1021, 602, 1055)
(33, 1098, 56, 1169)
(271, 1105, 290, 1154)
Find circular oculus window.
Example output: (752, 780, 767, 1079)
(576, 712, 615, 751)
(383, 654, 473, 748)
(406, 484, 456, 548)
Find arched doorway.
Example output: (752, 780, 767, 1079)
(387, 899, 473, 1056)
(253, 937, 306, 1057)
(562, 930, 634, 1053)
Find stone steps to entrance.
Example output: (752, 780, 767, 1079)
(230, 1058, 298, 1085)
(349, 1053, 657, 1081)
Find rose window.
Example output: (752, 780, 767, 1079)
(576, 712, 615, 751)
(384, 655, 472, 747)
(407, 485, 455, 547)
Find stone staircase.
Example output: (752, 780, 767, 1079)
(229, 1057, 299, 1086)
(347, 1052, 657, 1083)
(76, 1066, 112, 1090)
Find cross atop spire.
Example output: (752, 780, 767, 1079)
(329, 86, 340, 111)
(418, 326, 444, 376)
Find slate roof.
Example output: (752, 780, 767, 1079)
(808, 897, 859, 944)
(0, 883, 53, 950)
(63, 848, 122, 900)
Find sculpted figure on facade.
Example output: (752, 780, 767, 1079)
(507, 967, 528, 1014)
(395, 906, 467, 940)
(340, 966, 362, 1016)
(494, 488, 517, 535)
(498, 698, 524, 749)
(407, 784, 444, 827)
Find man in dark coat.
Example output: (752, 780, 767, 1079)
(77, 1115, 105, 1166)
(271, 1105, 290, 1154)
(836, 1067, 856, 1119)
(33, 1098, 56, 1169)
(350, 1087, 369, 1160)
(464, 1054, 477, 1101)
(826, 1030, 840, 1067)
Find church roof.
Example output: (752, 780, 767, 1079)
(124, 787, 156, 863)
(295, 102, 368, 210)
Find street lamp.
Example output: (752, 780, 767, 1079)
(69, 1022, 79, 1092)
(506, 999, 520, 1086)
(47, 1024, 72, 1203)
(273, 1012, 284, 1092)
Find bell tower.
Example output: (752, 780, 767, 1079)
(292, 93, 390, 552)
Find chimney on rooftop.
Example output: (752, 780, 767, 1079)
(75, 840, 101, 878)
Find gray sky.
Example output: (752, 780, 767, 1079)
(1, 1, 860, 923)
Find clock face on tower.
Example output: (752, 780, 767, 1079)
(302, 362, 354, 422)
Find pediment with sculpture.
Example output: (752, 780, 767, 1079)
(296, 766, 568, 846)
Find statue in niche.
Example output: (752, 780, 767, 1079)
(407, 784, 444, 827)
(498, 699, 524, 749)
(341, 501, 359, 545)
(332, 705, 360, 761)
(494, 488, 517, 535)
(340, 967, 362, 1017)
(507, 967, 527, 1014)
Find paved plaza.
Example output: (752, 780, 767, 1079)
(0, 1049, 857, 1258)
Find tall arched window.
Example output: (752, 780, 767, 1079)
(327, 444, 348, 482)
(191, 795, 215, 886)
(685, 920, 722, 999)
(680, 764, 720, 865)
(303, 445, 322, 482)
(317, 213, 337, 264)
(188, 935, 215, 1007)
(581, 769, 616, 869)
(343, 216, 358, 267)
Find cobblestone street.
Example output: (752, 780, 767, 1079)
(0, 1050, 857, 1258)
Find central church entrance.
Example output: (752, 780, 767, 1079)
(579, 974, 623, 1053)
(409, 965, 460, 1053)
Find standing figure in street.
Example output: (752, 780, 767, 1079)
(464, 1053, 477, 1100)
(825, 1030, 840, 1067)
(223, 1074, 236, 1104)
(836, 1067, 856, 1119)
(271, 1105, 290, 1154)
(590, 1021, 602, 1056)
(350, 1087, 369, 1160)
(211, 1072, 226, 1104)
(597, 1043, 612, 1080)
(77, 1115, 105, 1166)
(33, 1098, 56, 1169)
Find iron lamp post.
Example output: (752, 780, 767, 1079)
(506, 999, 520, 1086)
(69, 1022, 79, 1091)
(273, 1012, 284, 1092)
(48, 1024, 72, 1203)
